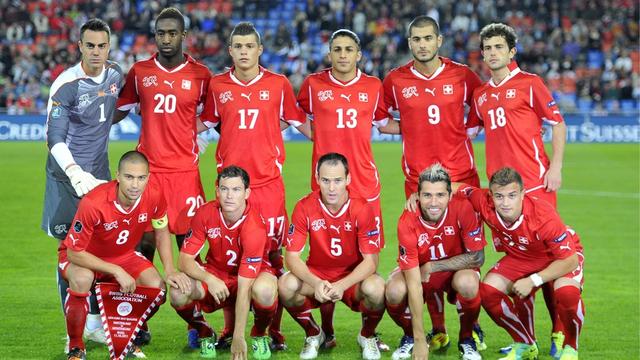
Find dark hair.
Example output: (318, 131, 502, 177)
(316, 152, 349, 176)
(407, 15, 439, 37)
(218, 165, 250, 189)
(229, 22, 261, 45)
(489, 167, 523, 190)
(479, 23, 518, 50)
(156, 7, 186, 32)
(80, 19, 111, 41)
(329, 29, 361, 49)
(418, 163, 451, 194)
(118, 150, 148, 171)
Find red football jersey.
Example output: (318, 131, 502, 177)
(397, 195, 486, 270)
(383, 57, 482, 183)
(286, 191, 382, 282)
(459, 186, 582, 264)
(472, 61, 564, 191)
(297, 69, 389, 200)
(117, 54, 211, 173)
(202, 67, 306, 187)
(181, 201, 269, 279)
(62, 180, 167, 259)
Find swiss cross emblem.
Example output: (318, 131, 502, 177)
(518, 236, 529, 244)
(138, 213, 148, 223)
(506, 89, 516, 98)
(260, 90, 269, 100)
(344, 221, 352, 231)
(182, 80, 191, 90)
(443, 84, 453, 95)
(110, 83, 118, 94)
(358, 92, 368, 102)
(444, 226, 455, 235)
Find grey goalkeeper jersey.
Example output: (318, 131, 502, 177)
(45, 60, 124, 181)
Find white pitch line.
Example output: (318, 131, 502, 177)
(558, 189, 640, 199)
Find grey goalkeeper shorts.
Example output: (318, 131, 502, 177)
(41, 176, 81, 240)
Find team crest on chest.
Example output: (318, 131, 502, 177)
(443, 84, 453, 95)
(506, 89, 516, 98)
(138, 213, 148, 223)
(110, 83, 118, 94)
(418, 233, 429, 247)
(477, 93, 487, 107)
(317, 90, 334, 102)
(103, 220, 118, 231)
(208, 227, 221, 239)
(444, 226, 455, 235)
(142, 75, 157, 87)
(219, 91, 234, 103)
(358, 92, 368, 102)
(344, 221, 352, 231)
(402, 86, 419, 99)
(182, 79, 191, 90)
(311, 218, 326, 231)
(259, 90, 269, 100)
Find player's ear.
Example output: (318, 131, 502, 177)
(346, 173, 351, 185)
(437, 34, 443, 48)
(258, 44, 264, 56)
(244, 188, 251, 200)
(356, 50, 362, 62)
(509, 46, 517, 59)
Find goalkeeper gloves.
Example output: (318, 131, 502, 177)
(65, 164, 107, 197)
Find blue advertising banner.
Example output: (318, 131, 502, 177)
(1, 113, 638, 143)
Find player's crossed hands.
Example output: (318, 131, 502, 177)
(165, 271, 192, 294)
(206, 276, 230, 304)
(314, 280, 333, 303)
(114, 268, 136, 293)
(327, 282, 346, 302)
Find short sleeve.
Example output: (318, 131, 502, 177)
(397, 212, 420, 270)
(237, 218, 268, 278)
(285, 201, 309, 252)
(297, 76, 312, 115)
(373, 81, 390, 127)
(356, 202, 381, 254)
(116, 65, 139, 111)
(201, 80, 221, 128)
(456, 198, 487, 252)
(382, 74, 397, 112)
(531, 76, 564, 125)
(181, 207, 208, 255)
(64, 198, 100, 252)
(281, 77, 306, 127)
(538, 213, 574, 260)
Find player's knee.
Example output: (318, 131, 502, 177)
(361, 275, 386, 303)
(454, 273, 480, 298)
(252, 279, 277, 306)
(278, 273, 300, 303)
(68, 270, 94, 292)
(385, 278, 407, 305)
(169, 287, 191, 307)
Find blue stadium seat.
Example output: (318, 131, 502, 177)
(577, 98, 593, 112)
(587, 50, 604, 69)
(604, 99, 619, 111)
(620, 99, 635, 111)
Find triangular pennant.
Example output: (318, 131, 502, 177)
(96, 283, 165, 360)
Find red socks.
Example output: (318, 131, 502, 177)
(456, 292, 481, 339)
(65, 289, 90, 351)
(285, 298, 321, 337)
(555, 285, 584, 349)
(386, 301, 412, 336)
(175, 301, 214, 338)
(480, 283, 534, 344)
(251, 299, 278, 337)
(359, 302, 385, 338)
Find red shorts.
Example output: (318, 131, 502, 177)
(525, 185, 557, 208)
(488, 252, 584, 287)
(58, 250, 154, 282)
(248, 178, 288, 252)
(198, 263, 276, 313)
(422, 269, 481, 304)
(148, 170, 205, 235)
(404, 171, 480, 199)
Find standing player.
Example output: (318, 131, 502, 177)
(115, 6, 210, 254)
(473, 23, 568, 356)
(386, 164, 485, 360)
(381, 15, 483, 197)
(170, 166, 277, 360)
(279, 153, 386, 360)
(42, 18, 124, 349)
(60, 151, 190, 360)
(201, 22, 309, 350)
(380, 15, 486, 351)
(458, 168, 584, 360)
(296, 29, 389, 348)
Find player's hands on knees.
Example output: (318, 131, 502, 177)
(405, 192, 419, 212)
(544, 166, 562, 192)
(412, 338, 429, 359)
(206, 277, 230, 304)
(231, 336, 247, 360)
(165, 271, 192, 294)
(115, 268, 136, 293)
(512, 277, 535, 298)
(314, 280, 333, 303)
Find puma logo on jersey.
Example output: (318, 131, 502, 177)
(164, 80, 174, 89)
(330, 225, 341, 233)
(340, 94, 351, 102)
(241, 93, 252, 101)
(491, 93, 500, 101)
(424, 88, 436, 96)
(560, 243, 572, 251)
(368, 238, 381, 248)
(69, 233, 80, 246)
(59, 261, 69, 271)
(123, 218, 131, 225)
(225, 235, 234, 245)
(248, 265, 258, 274)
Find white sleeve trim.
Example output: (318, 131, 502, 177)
(50, 142, 77, 171)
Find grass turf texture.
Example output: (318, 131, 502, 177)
(0, 141, 637, 359)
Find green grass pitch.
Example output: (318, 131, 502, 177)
(0, 141, 637, 359)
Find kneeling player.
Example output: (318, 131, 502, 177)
(386, 164, 485, 360)
(170, 166, 277, 360)
(279, 153, 386, 360)
(60, 151, 190, 360)
(458, 168, 584, 360)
